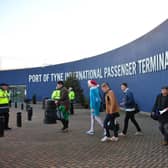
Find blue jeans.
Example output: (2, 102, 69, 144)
(104, 113, 118, 137)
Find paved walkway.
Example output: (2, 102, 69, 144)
(0, 103, 167, 168)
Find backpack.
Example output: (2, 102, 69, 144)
(134, 103, 140, 114)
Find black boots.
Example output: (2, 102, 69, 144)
(61, 119, 69, 132)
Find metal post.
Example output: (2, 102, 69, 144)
(0, 116, 5, 137)
(17, 112, 22, 127)
(42, 98, 46, 109)
(15, 102, 17, 108)
(21, 103, 24, 110)
(27, 107, 33, 121)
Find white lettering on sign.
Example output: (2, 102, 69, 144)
(104, 62, 137, 78)
(43, 74, 50, 82)
(50, 73, 64, 82)
(28, 74, 42, 83)
(138, 51, 168, 74)
(64, 68, 103, 81)
(28, 50, 168, 83)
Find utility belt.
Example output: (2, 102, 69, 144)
(0, 104, 9, 113)
(0, 103, 9, 109)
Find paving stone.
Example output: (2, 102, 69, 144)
(0, 103, 167, 168)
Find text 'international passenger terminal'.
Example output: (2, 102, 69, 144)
(0, 19, 168, 112)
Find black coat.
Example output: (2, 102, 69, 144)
(152, 94, 168, 122)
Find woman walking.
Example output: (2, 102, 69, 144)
(86, 80, 104, 135)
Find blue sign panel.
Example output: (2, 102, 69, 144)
(0, 20, 168, 112)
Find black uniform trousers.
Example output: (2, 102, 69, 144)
(0, 108, 10, 129)
(70, 101, 74, 115)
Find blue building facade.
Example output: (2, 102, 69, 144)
(0, 20, 168, 112)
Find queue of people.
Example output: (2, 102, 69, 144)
(86, 80, 168, 146)
(1, 79, 168, 146)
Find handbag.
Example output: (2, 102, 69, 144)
(151, 109, 160, 121)
(134, 103, 140, 114)
(56, 108, 64, 120)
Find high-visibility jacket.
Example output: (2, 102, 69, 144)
(0, 89, 9, 105)
(51, 89, 61, 100)
(69, 91, 75, 101)
(7, 91, 11, 100)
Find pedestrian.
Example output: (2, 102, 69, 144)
(0, 83, 11, 130)
(86, 80, 104, 135)
(51, 81, 70, 132)
(68, 87, 75, 115)
(151, 86, 168, 146)
(119, 83, 143, 136)
(101, 82, 120, 142)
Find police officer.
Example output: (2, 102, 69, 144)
(51, 86, 61, 101)
(51, 81, 70, 132)
(68, 87, 75, 115)
(0, 83, 11, 130)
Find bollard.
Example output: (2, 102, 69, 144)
(17, 112, 22, 127)
(15, 102, 17, 108)
(42, 99, 46, 109)
(0, 116, 5, 137)
(27, 107, 33, 121)
(21, 103, 24, 110)
(44, 100, 57, 124)
(42, 97, 49, 109)
(26, 104, 30, 112)
(32, 94, 36, 104)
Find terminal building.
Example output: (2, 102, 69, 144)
(0, 19, 168, 112)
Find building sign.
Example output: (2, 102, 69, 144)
(28, 51, 168, 83)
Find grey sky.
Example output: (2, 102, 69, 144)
(0, 0, 167, 70)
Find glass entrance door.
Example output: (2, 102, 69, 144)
(9, 85, 26, 103)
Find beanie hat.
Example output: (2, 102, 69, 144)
(0, 83, 9, 86)
(161, 86, 168, 90)
(57, 81, 64, 86)
(88, 80, 98, 86)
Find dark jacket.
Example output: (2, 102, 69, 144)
(152, 94, 168, 121)
(123, 89, 135, 109)
(58, 87, 70, 111)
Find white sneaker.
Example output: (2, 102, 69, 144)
(111, 136, 119, 142)
(101, 136, 111, 142)
(134, 132, 143, 136)
(119, 132, 126, 137)
(86, 130, 94, 135)
(103, 130, 106, 136)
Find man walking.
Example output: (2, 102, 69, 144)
(101, 82, 120, 142)
(119, 83, 142, 136)
(51, 81, 70, 132)
(152, 86, 168, 146)
(0, 83, 11, 130)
